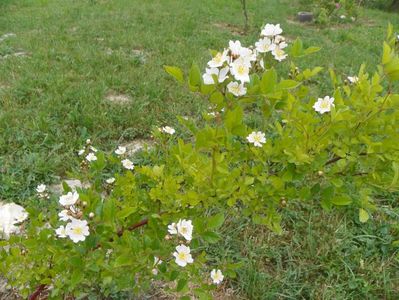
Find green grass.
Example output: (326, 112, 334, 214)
(1, 0, 398, 200)
(1, 0, 399, 298)
(212, 200, 399, 299)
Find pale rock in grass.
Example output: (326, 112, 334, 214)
(120, 139, 153, 156)
(105, 92, 131, 105)
(49, 179, 90, 195)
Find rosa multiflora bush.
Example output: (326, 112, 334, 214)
(1, 23, 399, 299)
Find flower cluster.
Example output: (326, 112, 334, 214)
(166, 219, 223, 285)
(36, 184, 49, 200)
(167, 219, 194, 267)
(203, 23, 288, 98)
(0, 202, 28, 239)
(56, 191, 90, 243)
(114, 145, 135, 170)
(78, 139, 98, 166)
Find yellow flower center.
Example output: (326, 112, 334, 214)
(181, 227, 187, 234)
(214, 53, 222, 63)
(72, 227, 83, 235)
(253, 135, 261, 142)
(320, 101, 329, 109)
(231, 85, 240, 94)
(178, 252, 187, 261)
(275, 48, 284, 57)
(237, 65, 246, 75)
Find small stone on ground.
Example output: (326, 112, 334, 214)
(105, 92, 131, 104)
(48, 179, 90, 195)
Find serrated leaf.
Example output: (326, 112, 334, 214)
(164, 66, 184, 83)
(202, 231, 220, 243)
(176, 278, 187, 292)
(207, 213, 225, 229)
(331, 195, 352, 206)
(260, 68, 277, 94)
(189, 63, 201, 87)
(116, 206, 136, 219)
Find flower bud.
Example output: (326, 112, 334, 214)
(89, 212, 95, 219)
(164, 234, 171, 240)
(317, 170, 324, 176)
(82, 201, 87, 207)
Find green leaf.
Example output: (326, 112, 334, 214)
(189, 63, 201, 87)
(359, 208, 369, 223)
(331, 195, 352, 206)
(304, 46, 321, 55)
(278, 79, 300, 90)
(164, 66, 184, 83)
(207, 213, 225, 229)
(176, 278, 187, 292)
(209, 91, 224, 105)
(289, 38, 303, 57)
(202, 231, 220, 243)
(114, 254, 132, 267)
(224, 106, 246, 136)
(260, 68, 277, 94)
(116, 206, 136, 219)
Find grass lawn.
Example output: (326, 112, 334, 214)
(1, 0, 399, 298)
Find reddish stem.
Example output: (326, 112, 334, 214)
(29, 284, 46, 300)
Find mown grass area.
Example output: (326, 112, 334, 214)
(1, 0, 399, 299)
(1, 0, 399, 200)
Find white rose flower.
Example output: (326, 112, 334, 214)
(66, 219, 90, 243)
(55, 225, 68, 238)
(36, 184, 46, 193)
(202, 67, 229, 85)
(239, 47, 257, 63)
(247, 131, 266, 147)
(173, 244, 194, 267)
(115, 146, 127, 155)
(255, 37, 275, 53)
(0, 203, 28, 239)
(78, 149, 85, 156)
(261, 23, 283, 37)
(176, 219, 193, 241)
(313, 96, 335, 114)
(271, 48, 287, 62)
(106, 177, 116, 184)
(208, 49, 228, 68)
(210, 269, 224, 285)
(161, 126, 175, 135)
(230, 57, 250, 83)
(85, 152, 97, 162)
(167, 222, 178, 235)
(227, 81, 247, 97)
(274, 35, 286, 45)
(347, 76, 359, 84)
(229, 40, 243, 56)
(58, 209, 74, 222)
(122, 159, 134, 170)
(59, 191, 79, 206)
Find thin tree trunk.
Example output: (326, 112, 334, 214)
(240, 0, 249, 33)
